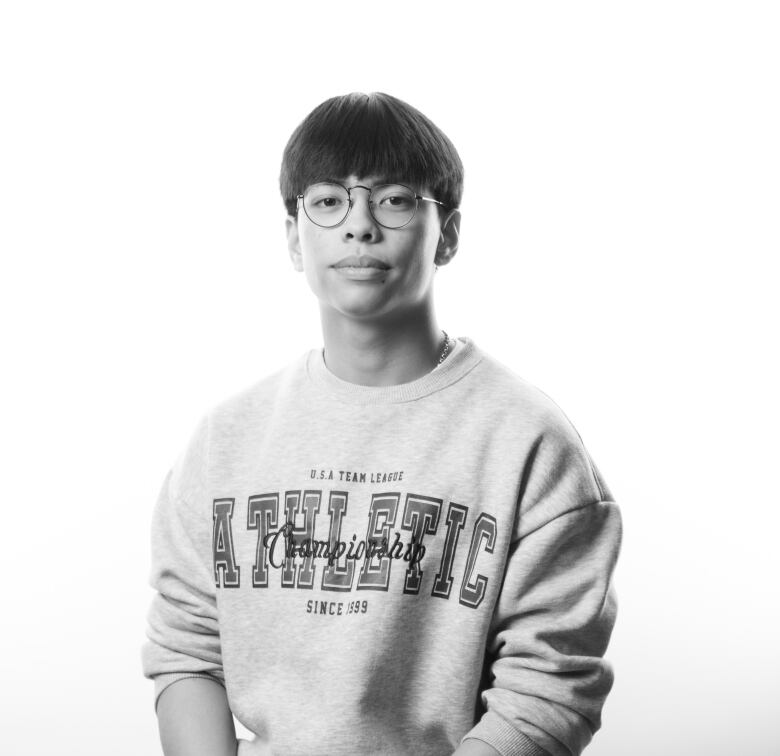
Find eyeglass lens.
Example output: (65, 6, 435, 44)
(302, 183, 418, 229)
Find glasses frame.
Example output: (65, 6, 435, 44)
(296, 182, 448, 230)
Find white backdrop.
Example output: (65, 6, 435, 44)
(2, 2, 778, 755)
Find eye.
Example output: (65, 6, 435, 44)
(306, 187, 348, 211)
(316, 196, 343, 208)
(311, 193, 346, 207)
(375, 189, 416, 212)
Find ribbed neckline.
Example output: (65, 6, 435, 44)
(305, 336, 482, 405)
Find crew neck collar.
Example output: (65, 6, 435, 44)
(305, 337, 482, 405)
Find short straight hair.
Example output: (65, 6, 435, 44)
(279, 92, 464, 218)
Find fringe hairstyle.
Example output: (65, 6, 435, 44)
(280, 92, 464, 217)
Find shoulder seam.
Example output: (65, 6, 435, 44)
(519, 498, 615, 541)
(529, 384, 606, 501)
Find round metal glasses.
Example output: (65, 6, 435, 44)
(297, 182, 447, 230)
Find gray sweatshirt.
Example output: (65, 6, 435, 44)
(141, 337, 622, 756)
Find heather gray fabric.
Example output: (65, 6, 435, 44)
(141, 337, 622, 756)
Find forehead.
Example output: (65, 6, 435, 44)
(333, 174, 396, 185)
(325, 174, 428, 192)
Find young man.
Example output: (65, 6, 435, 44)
(142, 92, 622, 756)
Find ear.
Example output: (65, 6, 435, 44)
(286, 215, 304, 272)
(435, 208, 460, 266)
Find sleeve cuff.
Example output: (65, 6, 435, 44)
(461, 711, 550, 756)
(152, 671, 226, 713)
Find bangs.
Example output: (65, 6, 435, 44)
(280, 93, 463, 216)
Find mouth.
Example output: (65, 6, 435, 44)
(332, 254, 390, 270)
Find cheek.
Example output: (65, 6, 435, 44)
(406, 228, 440, 272)
(298, 229, 327, 271)
(397, 245, 437, 297)
(298, 224, 318, 254)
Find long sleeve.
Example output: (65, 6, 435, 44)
(140, 413, 226, 712)
(135, 341, 621, 754)
(462, 425, 623, 756)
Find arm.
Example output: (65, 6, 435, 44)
(141, 415, 234, 743)
(462, 428, 622, 756)
(157, 677, 238, 756)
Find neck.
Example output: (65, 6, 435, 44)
(319, 304, 446, 387)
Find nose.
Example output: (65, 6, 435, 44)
(342, 187, 380, 242)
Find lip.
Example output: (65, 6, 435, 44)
(333, 266, 389, 281)
(332, 254, 390, 270)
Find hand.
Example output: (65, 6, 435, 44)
(236, 737, 274, 756)
(451, 739, 502, 756)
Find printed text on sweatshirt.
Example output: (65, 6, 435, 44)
(142, 338, 622, 756)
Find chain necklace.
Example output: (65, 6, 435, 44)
(437, 330, 452, 365)
(323, 332, 452, 372)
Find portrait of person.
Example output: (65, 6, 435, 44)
(2, 3, 777, 756)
